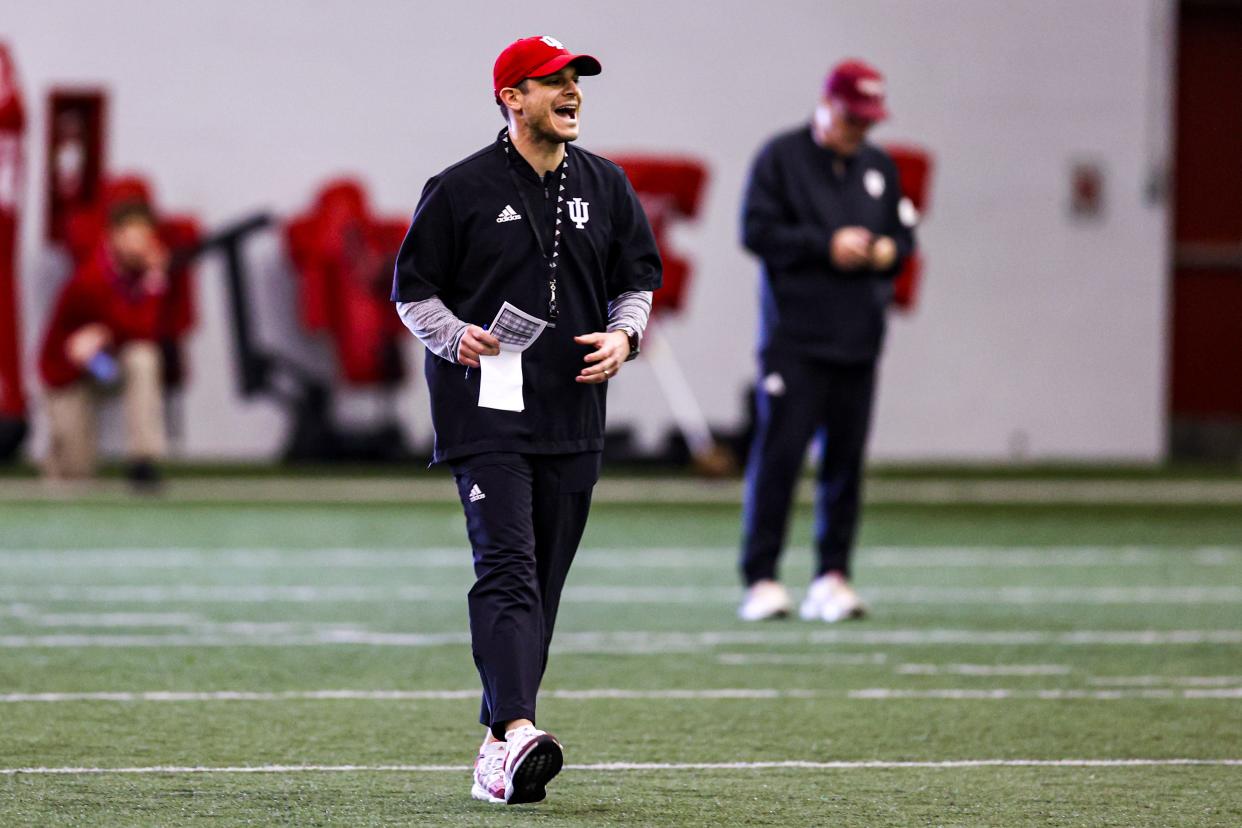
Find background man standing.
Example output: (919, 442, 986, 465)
(391, 36, 661, 805)
(737, 59, 918, 623)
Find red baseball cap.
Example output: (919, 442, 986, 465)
(493, 36, 601, 101)
(824, 59, 888, 122)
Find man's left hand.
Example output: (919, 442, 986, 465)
(574, 330, 631, 384)
(870, 236, 897, 270)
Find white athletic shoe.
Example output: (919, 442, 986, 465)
(503, 725, 563, 805)
(738, 579, 793, 621)
(470, 740, 507, 804)
(800, 573, 867, 622)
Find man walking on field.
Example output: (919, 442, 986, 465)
(392, 35, 661, 805)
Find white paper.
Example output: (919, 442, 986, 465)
(476, 302, 548, 412)
(478, 349, 525, 411)
(487, 302, 547, 353)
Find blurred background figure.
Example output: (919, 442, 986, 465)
(37, 200, 175, 488)
(737, 59, 918, 623)
(0, 3, 1207, 472)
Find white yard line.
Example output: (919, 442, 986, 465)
(16, 611, 205, 628)
(565, 585, 1242, 604)
(864, 479, 1242, 505)
(6, 475, 1242, 504)
(867, 586, 1242, 604)
(1087, 675, 1242, 687)
(717, 653, 889, 666)
(3, 584, 1240, 605)
(0, 688, 819, 703)
(865, 546, 1241, 568)
(895, 664, 1072, 676)
(2, 758, 1240, 776)
(851, 688, 1242, 700)
(0, 546, 1237, 570)
(0, 630, 468, 648)
(3, 627, 1242, 650)
(0, 586, 437, 603)
(0, 548, 476, 570)
(4, 684, 1240, 704)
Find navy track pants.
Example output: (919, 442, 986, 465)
(450, 451, 600, 738)
(740, 353, 877, 586)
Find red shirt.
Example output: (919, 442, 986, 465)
(39, 245, 172, 389)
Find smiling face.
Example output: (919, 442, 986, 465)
(502, 65, 582, 145)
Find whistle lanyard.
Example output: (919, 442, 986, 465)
(501, 130, 567, 324)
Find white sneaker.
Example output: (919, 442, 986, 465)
(738, 579, 792, 621)
(800, 573, 867, 622)
(503, 725, 563, 805)
(470, 740, 507, 803)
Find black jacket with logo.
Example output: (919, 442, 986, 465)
(392, 132, 662, 463)
(743, 125, 916, 364)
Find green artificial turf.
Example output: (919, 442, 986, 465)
(1, 489, 1240, 826)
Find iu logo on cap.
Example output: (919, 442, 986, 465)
(857, 77, 885, 97)
(567, 197, 590, 229)
(540, 36, 565, 49)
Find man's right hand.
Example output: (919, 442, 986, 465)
(457, 325, 501, 368)
(65, 324, 113, 367)
(831, 227, 873, 270)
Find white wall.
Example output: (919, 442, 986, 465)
(5, 0, 1172, 461)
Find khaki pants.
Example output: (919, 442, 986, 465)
(43, 342, 168, 479)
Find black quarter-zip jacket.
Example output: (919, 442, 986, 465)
(392, 131, 662, 463)
(743, 125, 916, 364)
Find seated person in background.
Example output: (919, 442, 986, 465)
(38, 201, 171, 487)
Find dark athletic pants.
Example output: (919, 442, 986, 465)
(740, 352, 877, 586)
(450, 451, 600, 739)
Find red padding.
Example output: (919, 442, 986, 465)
(0, 42, 26, 417)
(284, 179, 407, 387)
(884, 144, 933, 312)
(609, 155, 708, 316)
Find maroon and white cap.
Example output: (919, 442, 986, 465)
(493, 36, 601, 101)
(824, 59, 888, 122)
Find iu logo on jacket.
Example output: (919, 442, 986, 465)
(567, 197, 590, 229)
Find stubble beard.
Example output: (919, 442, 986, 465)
(527, 108, 577, 148)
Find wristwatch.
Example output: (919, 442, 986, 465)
(619, 326, 640, 361)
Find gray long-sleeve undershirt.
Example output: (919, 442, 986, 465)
(397, 291, 653, 363)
